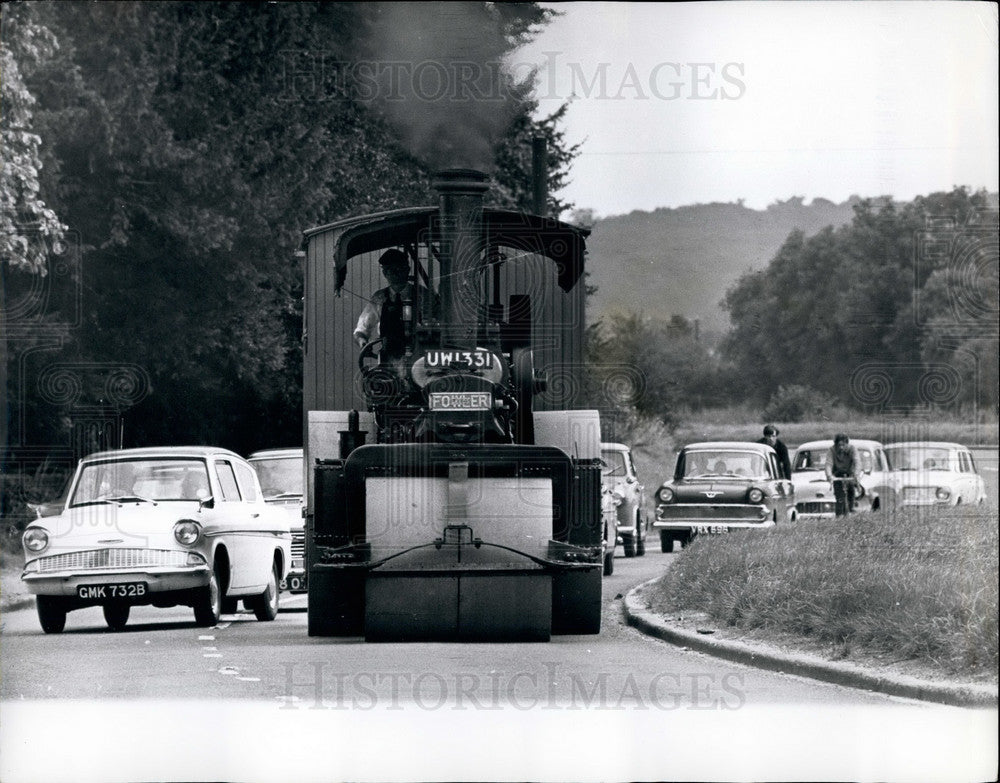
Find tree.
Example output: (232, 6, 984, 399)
(721, 187, 998, 412)
(1, 5, 66, 274)
(10, 1, 578, 455)
(1, 6, 69, 460)
(585, 312, 723, 427)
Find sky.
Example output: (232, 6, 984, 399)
(514, 1, 999, 218)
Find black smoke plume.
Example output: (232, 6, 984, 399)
(352, 2, 532, 171)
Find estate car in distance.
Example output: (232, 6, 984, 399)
(653, 441, 796, 552)
(248, 448, 306, 593)
(601, 442, 647, 558)
(791, 439, 897, 519)
(884, 441, 987, 508)
(21, 447, 291, 633)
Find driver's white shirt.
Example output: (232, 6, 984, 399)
(353, 283, 437, 344)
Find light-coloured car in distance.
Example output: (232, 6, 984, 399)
(791, 439, 896, 519)
(884, 441, 987, 507)
(601, 442, 647, 558)
(248, 448, 306, 593)
(21, 446, 291, 633)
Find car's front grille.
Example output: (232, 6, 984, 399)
(797, 502, 834, 514)
(290, 531, 305, 558)
(902, 487, 936, 502)
(33, 548, 191, 573)
(657, 505, 768, 522)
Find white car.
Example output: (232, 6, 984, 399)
(600, 484, 619, 576)
(791, 439, 897, 518)
(601, 442, 647, 558)
(884, 441, 987, 507)
(248, 448, 306, 593)
(21, 447, 291, 633)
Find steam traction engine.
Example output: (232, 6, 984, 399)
(303, 170, 603, 640)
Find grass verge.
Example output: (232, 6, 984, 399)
(646, 506, 998, 678)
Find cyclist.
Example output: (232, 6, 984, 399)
(825, 433, 860, 516)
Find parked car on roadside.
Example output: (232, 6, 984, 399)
(600, 442, 647, 558)
(884, 441, 987, 507)
(652, 441, 796, 552)
(20, 447, 291, 633)
(791, 439, 897, 519)
(248, 448, 306, 593)
(600, 484, 619, 576)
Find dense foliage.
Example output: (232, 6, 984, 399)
(721, 190, 999, 412)
(584, 313, 729, 430)
(2, 1, 572, 465)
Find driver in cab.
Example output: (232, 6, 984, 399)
(353, 249, 440, 361)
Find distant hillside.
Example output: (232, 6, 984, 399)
(582, 197, 859, 333)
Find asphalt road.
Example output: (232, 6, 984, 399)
(2, 548, 995, 783)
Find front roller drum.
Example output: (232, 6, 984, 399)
(365, 571, 552, 642)
(551, 567, 602, 635)
(307, 568, 365, 636)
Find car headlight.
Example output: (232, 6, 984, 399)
(23, 528, 49, 553)
(173, 520, 202, 545)
(612, 490, 624, 506)
(747, 488, 764, 503)
(658, 487, 674, 503)
(935, 487, 951, 501)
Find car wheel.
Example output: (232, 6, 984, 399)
(249, 563, 280, 621)
(622, 534, 636, 558)
(194, 562, 223, 627)
(636, 525, 646, 557)
(660, 531, 674, 553)
(36, 596, 67, 634)
(603, 550, 614, 576)
(103, 603, 130, 631)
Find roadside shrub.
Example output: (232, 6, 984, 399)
(647, 507, 1000, 677)
(763, 384, 839, 422)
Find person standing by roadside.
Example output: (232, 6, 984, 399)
(758, 424, 792, 480)
(825, 433, 860, 516)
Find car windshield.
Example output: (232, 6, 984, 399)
(601, 450, 627, 478)
(251, 456, 303, 498)
(680, 450, 767, 478)
(71, 458, 210, 505)
(793, 449, 829, 472)
(885, 446, 955, 471)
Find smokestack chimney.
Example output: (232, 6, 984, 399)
(532, 136, 548, 217)
(432, 169, 489, 346)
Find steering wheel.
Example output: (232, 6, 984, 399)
(358, 338, 384, 371)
